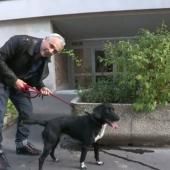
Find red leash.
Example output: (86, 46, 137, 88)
(21, 84, 71, 106)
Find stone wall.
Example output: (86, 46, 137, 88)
(71, 97, 170, 146)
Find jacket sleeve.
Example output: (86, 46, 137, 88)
(0, 36, 18, 87)
(36, 82, 45, 90)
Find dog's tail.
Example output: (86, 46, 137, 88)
(22, 119, 48, 127)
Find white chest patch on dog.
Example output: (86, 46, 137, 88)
(95, 124, 107, 142)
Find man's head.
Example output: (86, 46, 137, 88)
(40, 33, 66, 57)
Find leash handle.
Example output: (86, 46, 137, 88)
(21, 84, 42, 98)
(21, 84, 71, 106)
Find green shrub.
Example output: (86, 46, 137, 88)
(79, 24, 170, 112)
(5, 100, 17, 117)
(78, 78, 115, 103)
(79, 76, 136, 104)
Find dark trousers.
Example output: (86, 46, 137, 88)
(0, 83, 32, 149)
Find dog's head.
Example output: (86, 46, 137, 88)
(92, 103, 120, 128)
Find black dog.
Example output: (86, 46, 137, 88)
(24, 103, 120, 170)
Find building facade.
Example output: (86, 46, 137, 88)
(0, 0, 170, 90)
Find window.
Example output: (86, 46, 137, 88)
(95, 50, 112, 72)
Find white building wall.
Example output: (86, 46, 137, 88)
(0, 0, 170, 21)
(0, 18, 56, 90)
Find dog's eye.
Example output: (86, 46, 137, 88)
(109, 107, 114, 112)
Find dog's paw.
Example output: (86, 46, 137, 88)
(80, 162, 87, 169)
(96, 161, 104, 166)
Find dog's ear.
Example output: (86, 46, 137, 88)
(85, 111, 91, 115)
(93, 111, 102, 120)
(92, 104, 104, 120)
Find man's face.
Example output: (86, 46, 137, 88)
(40, 37, 64, 57)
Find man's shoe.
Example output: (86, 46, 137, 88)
(0, 152, 10, 170)
(16, 143, 41, 155)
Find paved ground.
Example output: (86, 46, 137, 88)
(2, 92, 170, 170)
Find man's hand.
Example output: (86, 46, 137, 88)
(40, 87, 52, 96)
(15, 79, 28, 91)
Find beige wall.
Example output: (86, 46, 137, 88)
(0, 18, 52, 45)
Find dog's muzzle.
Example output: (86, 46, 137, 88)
(106, 120, 119, 129)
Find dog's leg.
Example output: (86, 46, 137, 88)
(50, 139, 60, 162)
(93, 143, 104, 166)
(80, 145, 88, 170)
(39, 143, 53, 170)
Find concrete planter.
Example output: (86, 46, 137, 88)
(71, 97, 170, 146)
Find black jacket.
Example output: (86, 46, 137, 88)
(0, 35, 50, 88)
